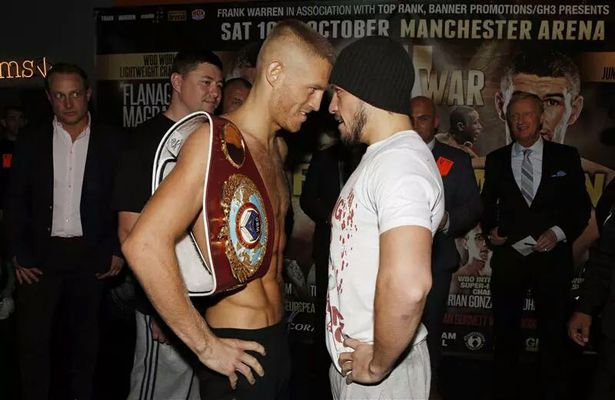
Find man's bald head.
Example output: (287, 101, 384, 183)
(450, 106, 482, 145)
(410, 96, 436, 115)
(410, 96, 439, 143)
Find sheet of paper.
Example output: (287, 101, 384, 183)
(511, 235, 536, 256)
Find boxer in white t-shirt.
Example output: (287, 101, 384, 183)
(325, 36, 444, 400)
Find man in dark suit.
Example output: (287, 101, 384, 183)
(5, 63, 122, 400)
(410, 96, 482, 396)
(482, 91, 591, 400)
(568, 196, 615, 399)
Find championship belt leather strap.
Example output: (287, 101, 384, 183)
(152, 111, 275, 296)
(204, 116, 275, 292)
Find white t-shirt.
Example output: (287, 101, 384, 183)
(325, 130, 445, 372)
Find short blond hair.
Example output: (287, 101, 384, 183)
(257, 19, 334, 68)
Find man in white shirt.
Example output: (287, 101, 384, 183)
(6, 63, 122, 400)
(325, 36, 445, 399)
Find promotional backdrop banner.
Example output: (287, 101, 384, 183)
(96, 1, 615, 354)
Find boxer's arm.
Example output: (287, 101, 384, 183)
(339, 225, 432, 384)
(370, 225, 432, 375)
(123, 124, 265, 387)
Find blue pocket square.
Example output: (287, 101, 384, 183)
(551, 170, 567, 178)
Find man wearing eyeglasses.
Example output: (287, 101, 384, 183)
(5, 63, 122, 400)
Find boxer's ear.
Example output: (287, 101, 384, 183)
(265, 61, 283, 87)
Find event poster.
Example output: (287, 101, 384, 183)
(96, 1, 615, 354)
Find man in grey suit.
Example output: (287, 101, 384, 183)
(410, 96, 482, 397)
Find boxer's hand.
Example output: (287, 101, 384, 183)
(199, 337, 266, 389)
(339, 336, 388, 385)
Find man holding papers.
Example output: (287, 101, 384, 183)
(481, 91, 591, 400)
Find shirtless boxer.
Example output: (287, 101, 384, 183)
(122, 20, 333, 399)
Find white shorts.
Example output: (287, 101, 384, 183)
(329, 339, 431, 400)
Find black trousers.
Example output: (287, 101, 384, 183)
(490, 245, 573, 400)
(199, 322, 291, 400)
(15, 238, 104, 400)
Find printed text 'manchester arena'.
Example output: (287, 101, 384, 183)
(401, 19, 604, 40)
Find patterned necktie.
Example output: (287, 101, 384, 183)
(521, 149, 534, 205)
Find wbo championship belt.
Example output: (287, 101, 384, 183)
(152, 111, 275, 296)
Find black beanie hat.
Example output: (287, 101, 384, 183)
(330, 36, 414, 116)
